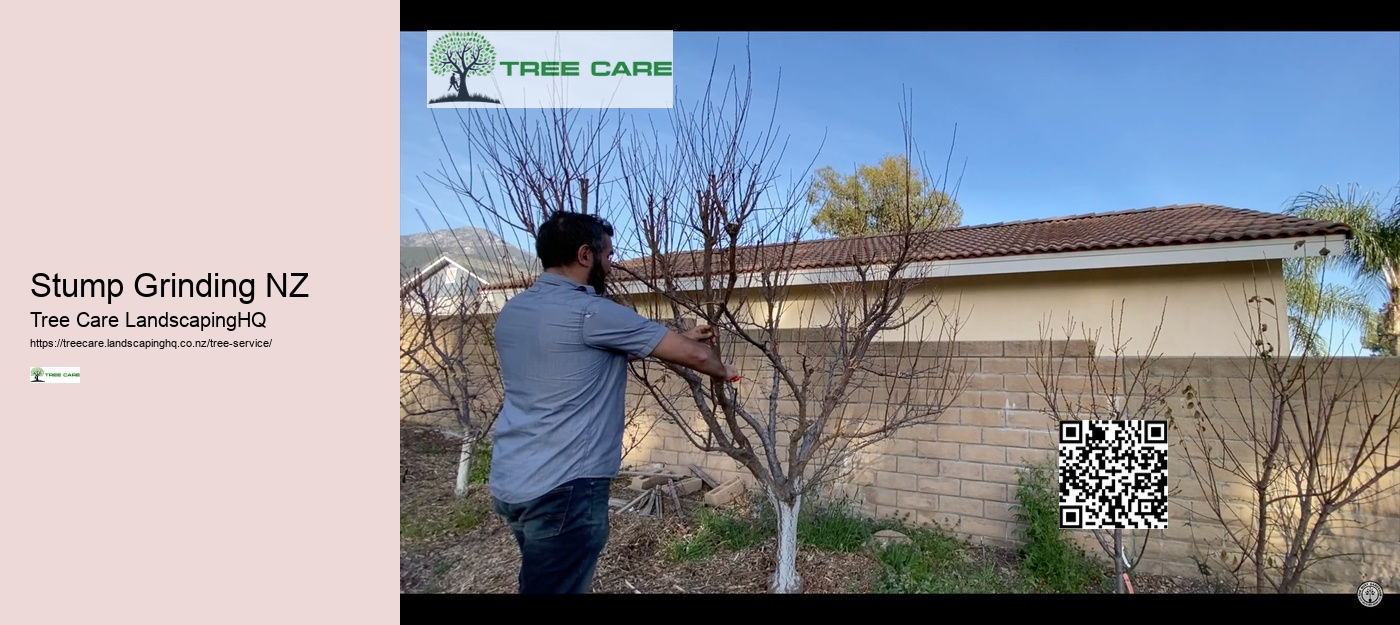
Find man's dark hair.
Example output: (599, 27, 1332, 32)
(535, 211, 614, 269)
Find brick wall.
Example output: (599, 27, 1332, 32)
(416, 321, 1400, 593)
(616, 335, 1400, 594)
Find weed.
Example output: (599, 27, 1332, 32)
(1013, 462, 1107, 593)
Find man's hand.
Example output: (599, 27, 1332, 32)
(719, 364, 741, 383)
(682, 324, 716, 344)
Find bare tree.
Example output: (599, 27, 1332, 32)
(419, 38, 971, 593)
(1031, 299, 1194, 593)
(400, 263, 501, 498)
(611, 49, 971, 593)
(1171, 277, 1400, 593)
(407, 100, 655, 492)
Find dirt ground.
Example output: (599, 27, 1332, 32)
(400, 426, 1221, 594)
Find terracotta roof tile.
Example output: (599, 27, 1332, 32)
(482, 204, 1351, 291)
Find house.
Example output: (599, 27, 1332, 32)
(399, 251, 493, 315)
(479, 204, 1351, 357)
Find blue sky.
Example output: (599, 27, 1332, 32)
(401, 31, 1400, 352)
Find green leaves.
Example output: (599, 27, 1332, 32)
(428, 31, 498, 78)
(807, 154, 962, 238)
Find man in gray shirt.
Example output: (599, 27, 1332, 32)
(490, 211, 738, 594)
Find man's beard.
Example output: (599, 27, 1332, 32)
(588, 257, 607, 295)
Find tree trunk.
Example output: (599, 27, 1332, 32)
(1387, 287, 1400, 356)
(454, 72, 468, 97)
(1113, 530, 1125, 594)
(767, 489, 804, 594)
(454, 432, 476, 499)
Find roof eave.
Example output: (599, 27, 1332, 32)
(480, 233, 1343, 303)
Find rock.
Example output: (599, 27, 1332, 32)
(864, 529, 912, 551)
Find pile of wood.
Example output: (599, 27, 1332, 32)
(609, 464, 748, 517)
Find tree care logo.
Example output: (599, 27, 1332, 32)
(429, 31, 501, 105)
(426, 31, 674, 109)
(29, 366, 80, 383)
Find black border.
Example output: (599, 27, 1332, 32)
(398, 13, 1399, 616)
(402, 591, 1396, 616)
(400, 6, 1398, 31)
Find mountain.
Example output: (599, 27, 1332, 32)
(400, 226, 539, 285)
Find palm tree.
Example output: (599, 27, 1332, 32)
(1284, 183, 1400, 356)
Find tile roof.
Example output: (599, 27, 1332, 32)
(481, 204, 1351, 291)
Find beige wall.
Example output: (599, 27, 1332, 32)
(623, 260, 1290, 358)
(617, 341, 1400, 594)
(427, 305, 1397, 593)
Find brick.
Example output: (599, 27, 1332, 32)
(1026, 428, 1056, 451)
(847, 468, 876, 487)
(982, 464, 1021, 485)
(940, 461, 983, 480)
(937, 424, 982, 443)
(648, 449, 679, 466)
(1000, 373, 1042, 393)
(956, 342, 1004, 357)
(703, 477, 747, 506)
(961, 480, 1008, 502)
(988, 391, 1032, 411)
(903, 423, 941, 442)
(966, 373, 1007, 391)
(874, 470, 918, 491)
(897, 490, 938, 510)
(983, 501, 1018, 522)
(1002, 340, 1047, 358)
(858, 452, 899, 473)
(1008, 448, 1053, 466)
(959, 407, 1008, 427)
(940, 495, 984, 517)
(862, 485, 899, 507)
(980, 358, 1030, 375)
(885, 438, 918, 457)
(896, 456, 939, 477)
(664, 436, 694, 453)
(675, 477, 704, 496)
(1007, 410, 1054, 429)
(959, 444, 1006, 464)
(917, 476, 961, 496)
(916, 440, 960, 460)
(874, 505, 904, 522)
(982, 428, 1028, 448)
(924, 512, 962, 530)
(950, 390, 981, 410)
(957, 517, 1009, 542)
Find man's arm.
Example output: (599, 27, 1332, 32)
(647, 330, 735, 380)
(583, 301, 735, 380)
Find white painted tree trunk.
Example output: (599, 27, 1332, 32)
(454, 434, 476, 499)
(768, 489, 804, 594)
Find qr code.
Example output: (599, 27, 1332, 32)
(1057, 420, 1168, 529)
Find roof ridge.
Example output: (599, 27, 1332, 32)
(618, 204, 1275, 262)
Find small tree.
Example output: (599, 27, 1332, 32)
(1031, 299, 1194, 593)
(413, 91, 642, 490)
(1171, 277, 1400, 593)
(421, 39, 971, 593)
(614, 56, 971, 592)
(1284, 183, 1400, 356)
(399, 262, 501, 498)
(808, 153, 963, 238)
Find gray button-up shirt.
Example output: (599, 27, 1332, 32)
(488, 272, 670, 504)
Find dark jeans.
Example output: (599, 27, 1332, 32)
(492, 476, 612, 594)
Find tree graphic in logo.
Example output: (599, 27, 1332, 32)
(429, 31, 502, 104)
(30, 367, 44, 382)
